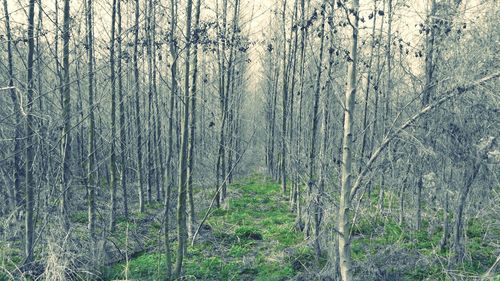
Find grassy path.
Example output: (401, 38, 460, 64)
(105, 175, 311, 281)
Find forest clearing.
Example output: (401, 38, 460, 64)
(0, 0, 499, 280)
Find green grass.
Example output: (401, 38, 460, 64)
(103, 175, 305, 280)
(102, 175, 498, 281)
(349, 201, 497, 280)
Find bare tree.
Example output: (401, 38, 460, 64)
(25, 0, 37, 267)
(2, 0, 22, 214)
(109, 0, 118, 231)
(338, 0, 360, 278)
(175, 0, 194, 277)
(133, 0, 145, 213)
(85, 0, 97, 239)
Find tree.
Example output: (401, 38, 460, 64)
(25, 0, 37, 268)
(117, 0, 129, 220)
(2, 0, 23, 214)
(164, 0, 179, 277)
(338, 0, 360, 278)
(187, 0, 203, 239)
(61, 0, 72, 230)
(109, 0, 118, 231)
(308, 0, 327, 259)
(175, 0, 194, 276)
(85, 0, 97, 240)
(133, 0, 145, 213)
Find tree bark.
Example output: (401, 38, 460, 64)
(454, 160, 480, 263)
(280, 0, 289, 195)
(187, 0, 203, 239)
(175, 0, 194, 276)
(133, 0, 145, 213)
(164, 0, 179, 277)
(117, 0, 129, 219)
(338, 0, 360, 278)
(60, 0, 72, 230)
(109, 0, 118, 231)
(86, 0, 97, 240)
(2, 0, 23, 214)
(24, 0, 37, 267)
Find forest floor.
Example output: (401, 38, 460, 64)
(103, 175, 313, 281)
(100, 174, 498, 281)
(1, 175, 496, 280)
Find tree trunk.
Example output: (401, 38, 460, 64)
(2, 0, 23, 214)
(399, 164, 410, 226)
(439, 172, 450, 252)
(146, 0, 154, 205)
(60, 0, 72, 230)
(164, 0, 179, 277)
(417, 0, 436, 232)
(86, 0, 97, 240)
(280, 0, 289, 195)
(175, 0, 194, 277)
(117, 0, 128, 219)
(24, 0, 37, 267)
(358, 0, 379, 175)
(293, 0, 307, 228)
(338, 0, 360, 278)
(109, 0, 118, 231)
(306, 0, 327, 241)
(416, 176, 423, 231)
(454, 161, 480, 263)
(187, 0, 203, 239)
(133, 0, 145, 213)
(287, 0, 300, 209)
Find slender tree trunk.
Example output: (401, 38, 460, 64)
(36, 0, 47, 191)
(269, 60, 279, 180)
(377, 0, 394, 215)
(306, 0, 327, 240)
(338, 0, 360, 278)
(133, 0, 145, 213)
(60, 0, 72, 230)
(310, 0, 328, 257)
(439, 170, 451, 252)
(358, 0, 378, 175)
(2, 0, 23, 214)
(454, 161, 480, 263)
(293, 0, 307, 228)
(399, 164, 410, 226)
(280, 0, 289, 195)
(109, 0, 118, 231)
(86, 0, 97, 240)
(175, 0, 194, 276)
(117, 0, 129, 219)
(75, 24, 87, 210)
(417, 0, 436, 231)
(368, 8, 386, 199)
(24, 0, 37, 267)
(416, 176, 423, 231)
(287, 0, 299, 209)
(151, 9, 163, 204)
(164, 0, 179, 277)
(146, 0, 155, 205)
(224, 0, 240, 186)
(187, 0, 203, 239)
(215, 0, 229, 204)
